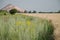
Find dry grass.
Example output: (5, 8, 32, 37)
(23, 13, 60, 40)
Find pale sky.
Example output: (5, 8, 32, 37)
(0, 0, 60, 12)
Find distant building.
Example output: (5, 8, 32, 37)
(1, 4, 25, 13)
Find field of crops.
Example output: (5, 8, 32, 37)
(0, 13, 54, 40)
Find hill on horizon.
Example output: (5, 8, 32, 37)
(1, 4, 25, 13)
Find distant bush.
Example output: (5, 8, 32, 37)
(38, 11, 42, 13)
(0, 10, 8, 15)
(57, 10, 60, 13)
(32, 10, 37, 13)
(28, 11, 32, 13)
(9, 9, 18, 15)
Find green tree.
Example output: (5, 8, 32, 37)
(32, 10, 37, 13)
(9, 9, 18, 15)
(58, 10, 60, 13)
(28, 11, 32, 13)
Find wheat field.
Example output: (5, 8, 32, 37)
(23, 13, 60, 40)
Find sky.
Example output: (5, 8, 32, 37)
(0, 0, 60, 12)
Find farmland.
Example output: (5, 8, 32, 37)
(23, 13, 60, 40)
(0, 13, 54, 40)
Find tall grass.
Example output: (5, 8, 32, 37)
(0, 14, 54, 40)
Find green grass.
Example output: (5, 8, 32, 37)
(0, 13, 54, 40)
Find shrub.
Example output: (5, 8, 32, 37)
(57, 10, 60, 13)
(32, 10, 37, 13)
(28, 11, 32, 13)
(38, 11, 42, 13)
(9, 9, 18, 15)
(0, 10, 8, 15)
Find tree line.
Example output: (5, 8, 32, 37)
(0, 8, 60, 15)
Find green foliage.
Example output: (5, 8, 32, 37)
(9, 9, 18, 15)
(38, 11, 42, 13)
(0, 14, 54, 40)
(32, 10, 37, 13)
(28, 11, 32, 13)
(57, 10, 60, 13)
(0, 10, 8, 15)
